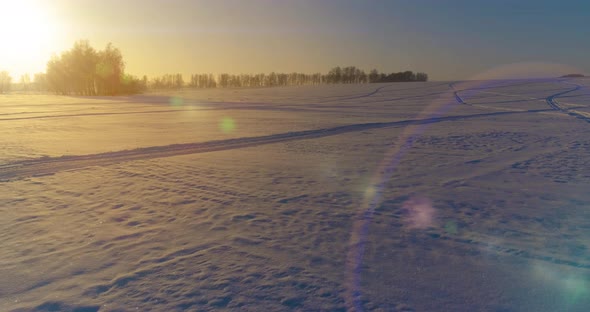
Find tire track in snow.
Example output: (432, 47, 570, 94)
(0, 108, 203, 121)
(0, 109, 553, 181)
(450, 79, 550, 106)
(546, 82, 590, 122)
(320, 82, 449, 103)
(545, 83, 581, 110)
(0, 83, 448, 121)
(0, 91, 447, 121)
(316, 84, 392, 103)
(452, 79, 590, 121)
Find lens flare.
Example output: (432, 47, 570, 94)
(169, 96, 184, 106)
(444, 220, 458, 235)
(344, 61, 586, 311)
(532, 262, 589, 308)
(219, 117, 236, 133)
(402, 196, 436, 230)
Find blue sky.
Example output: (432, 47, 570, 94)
(310, 0, 590, 79)
(4, 0, 589, 80)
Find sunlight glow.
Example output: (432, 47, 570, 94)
(0, 0, 61, 77)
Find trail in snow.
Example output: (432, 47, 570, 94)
(0, 109, 553, 181)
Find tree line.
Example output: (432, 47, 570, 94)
(0, 71, 11, 94)
(1, 41, 428, 94)
(37, 40, 145, 95)
(149, 67, 427, 90)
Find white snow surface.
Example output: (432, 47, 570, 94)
(1, 79, 590, 311)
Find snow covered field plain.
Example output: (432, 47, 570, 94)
(1, 79, 590, 311)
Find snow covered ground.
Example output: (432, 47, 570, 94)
(1, 79, 590, 311)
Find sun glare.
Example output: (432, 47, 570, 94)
(0, 0, 60, 77)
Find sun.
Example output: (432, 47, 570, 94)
(0, 0, 61, 78)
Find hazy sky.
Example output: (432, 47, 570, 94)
(1, 0, 589, 80)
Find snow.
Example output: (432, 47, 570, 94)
(1, 80, 590, 311)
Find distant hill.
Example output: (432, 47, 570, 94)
(560, 74, 585, 78)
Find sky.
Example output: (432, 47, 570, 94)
(0, 0, 589, 81)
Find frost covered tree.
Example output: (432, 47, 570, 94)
(20, 74, 31, 91)
(33, 73, 47, 91)
(46, 40, 144, 95)
(0, 71, 12, 94)
(169, 66, 427, 91)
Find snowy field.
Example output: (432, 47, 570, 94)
(1, 79, 590, 311)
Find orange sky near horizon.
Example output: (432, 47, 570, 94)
(1, 0, 384, 81)
(0, 0, 588, 82)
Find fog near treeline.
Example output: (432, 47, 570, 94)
(1, 41, 428, 95)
